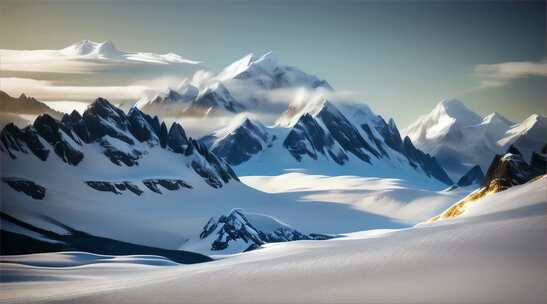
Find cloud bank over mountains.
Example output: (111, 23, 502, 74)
(474, 58, 547, 89)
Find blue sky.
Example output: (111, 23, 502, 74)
(1, 0, 545, 126)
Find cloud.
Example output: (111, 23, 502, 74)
(0, 77, 148, 103)
(474, 59, 547, 88)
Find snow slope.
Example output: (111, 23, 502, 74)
(403, 99, 547, 178)
(1, 99, 462, 255)
(2, 177, 545, 304)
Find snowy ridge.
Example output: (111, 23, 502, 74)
(135, 51, 331, 118)
(205, 97, 453, 187)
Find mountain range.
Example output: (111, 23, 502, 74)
(403, 99, 547, 179)
(1, 41, 546, 259)
(1, 96, 439, 255)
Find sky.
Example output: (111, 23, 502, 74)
(0, 0, 545, 128)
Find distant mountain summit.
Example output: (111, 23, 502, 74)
(403, 99, 546, 178)
(60, 39, 202, 64)
(135, 52, 331, 118)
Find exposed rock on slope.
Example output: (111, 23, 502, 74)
(429, 145, 546, 222)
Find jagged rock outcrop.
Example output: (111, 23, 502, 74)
(430, 145, 547, 222)
(482, 145, 543, 192)
(199, 209, 334, 252)
(85, 181, 145, 195)
(33, 114, 84, 165)
(284, 113, 348, 164)
(1, 97, 240, 189)
(142, 179, 192, 194)
(2, 178, 46, 200)
(0, 123, 50, 161)
(209, 118, 271, 166)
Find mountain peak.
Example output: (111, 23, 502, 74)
(61, 40, 123, 57)
(217, 52, 278, 81)
(482, 112, 514, 126)
(434, 99, 475, 116)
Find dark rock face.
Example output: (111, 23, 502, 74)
(127, 108, 158, 144)
(86, 181, 145, 195)
(211, 119, 269, 166)
(318, 102, 380, 162)
(402, 136, 454, 185)
(361, 123, 389, 158)
(86, 181, 120, 194)
(86, 179, 190, 195)
(201, 210, 265, 251)
(191, 139, 239, 186)
(530, 152, 546, 175)
(199, 209, 335, 252)
(375, 118, 404, 153)
(114, 182, 144, 195)
(456, 165, 485, 187)
(0, 123, 49, 161)
(374, 117, 453, 185)
(33, 114, 84, 166)
(82, 98, 135, 145)
(284, 113, 348, 165)
(159, 122, 168, 148)
(143, 179, 192, 194)
(61, 111, 90, 143)
(99, 138, 142, 167)
(482, 145, 546, 191)
(167, 122, 189, 154)
(2, 178, 46, 200)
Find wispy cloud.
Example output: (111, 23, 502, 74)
(474, 59, 547, 89)
(0, 77, 148, 103)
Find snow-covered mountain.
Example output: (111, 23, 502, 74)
(135, 52, 331, 118)
(183, 208, 333, 255)
(403, 99, 547, 178)
(59, 40, 201, 65)
(217, 52, 332, 90)
(203, 98, 453, 187)
(4, 99, 430, 255)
